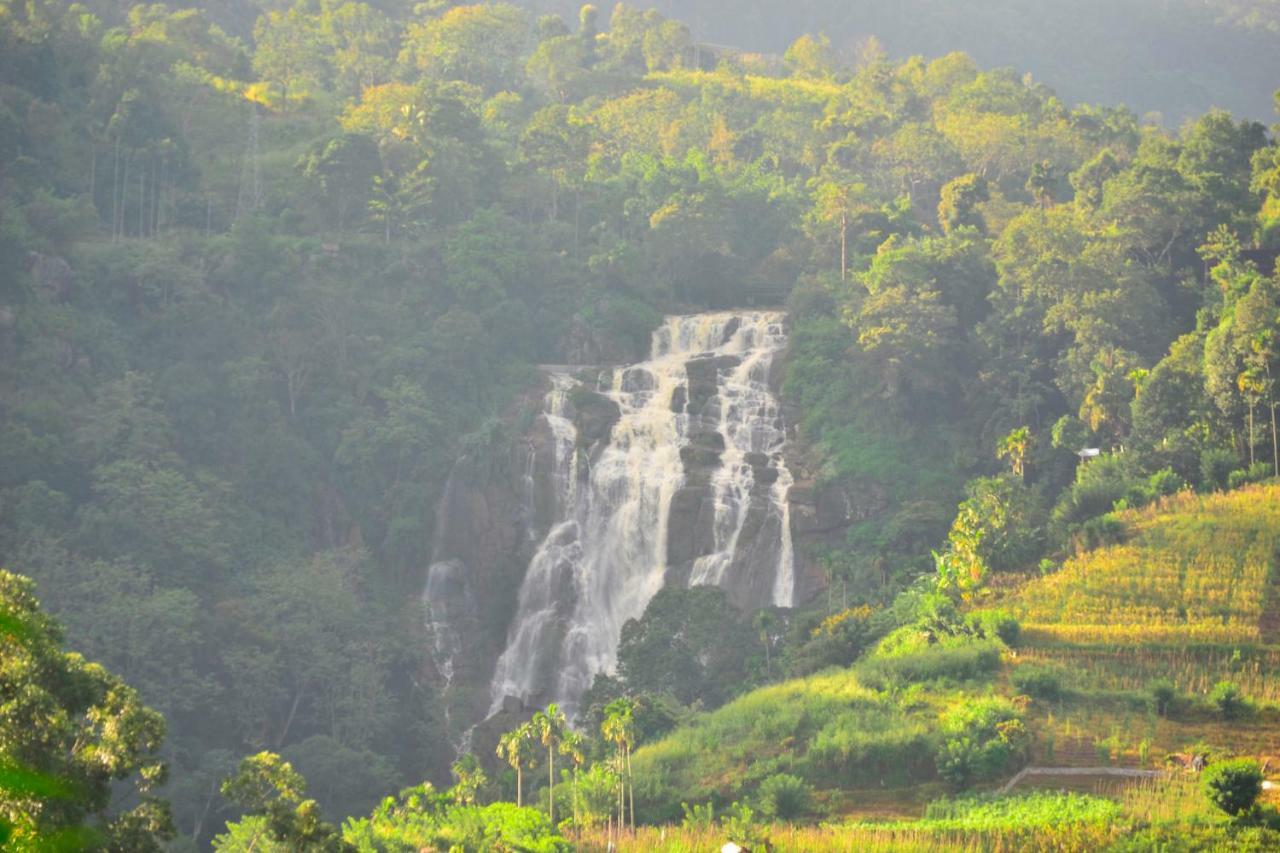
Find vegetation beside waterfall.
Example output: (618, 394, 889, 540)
(4, 0, 1280, 848)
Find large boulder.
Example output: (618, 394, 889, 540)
(570, 387, 620, 451)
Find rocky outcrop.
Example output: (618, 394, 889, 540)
(27, 252, 73, 301)
(569, 385, 620, 453)
(423, 378, 564, 723)
(433, 312, 820, 729)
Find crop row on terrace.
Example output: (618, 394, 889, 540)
(1004, 486, 1280, 644)
(1014, 644, 1280, 701)
(586, 783, 1215, 851)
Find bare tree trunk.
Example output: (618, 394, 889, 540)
(626, 746, 634, 832)
(548, 747, 554, 826)
(111, 138, 120, 242)
(119, 152, 131, 240)
(1249, 403, 1256, 466)
(516, 767, 522, 808)
(151, 157, 160, 237)
(277, 686, 304, 746)
(840, 208, 847, 281)
(1271, 400, 1278, 476)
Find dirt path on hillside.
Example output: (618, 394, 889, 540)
(999, 767, 1166, 794)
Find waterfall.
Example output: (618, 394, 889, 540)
(487, 311, 796, 719)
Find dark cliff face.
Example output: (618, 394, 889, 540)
(424, 378, 561, 722)
(775, 343, 890, 605)
(428, 312, 897, 731)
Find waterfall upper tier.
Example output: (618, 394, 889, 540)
(479, 311, 797, 719)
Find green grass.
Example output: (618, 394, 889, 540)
(631, 669, 941, 819)
(628, 482, 1280, 843)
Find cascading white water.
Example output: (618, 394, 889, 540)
(687, 318, 795, 606)
(487, 312, 796, 718)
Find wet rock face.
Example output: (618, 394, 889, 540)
(423, 379, 561, 721)
(569, 387, 620, 452)
(785, 471, 894, 602)
(433, 312, 811, 729)
(685, 354, 741, 413)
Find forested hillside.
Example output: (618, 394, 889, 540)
(2, 0, 1280, 848)
(523, 0, 1280, 122)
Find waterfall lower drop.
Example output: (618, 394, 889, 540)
(487, 312, 795, 719)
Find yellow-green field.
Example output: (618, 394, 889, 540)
(994, 483, 1280, 769)
(1002, 484, 1280, 645)
(621, 484, 1280, 849)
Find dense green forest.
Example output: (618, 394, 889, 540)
(3, 0, 1280, 848)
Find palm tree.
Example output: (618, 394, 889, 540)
(496, 722, 535, 807)
(559, 729, 586, 830)
(601, 699, 636, 832)
(533, 704, 567, 826)
(997, 426, 1031, 480)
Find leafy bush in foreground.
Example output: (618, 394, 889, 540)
(340, 785, 568, 853)
(1201, 759, 1263, 817)
(756, 773, 813, 821)
(936, 699, 1029, 789)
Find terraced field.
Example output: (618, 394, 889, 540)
(996, 483, 1280, 771)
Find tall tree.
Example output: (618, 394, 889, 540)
(601, 699, 635, 832)
(496, 723, 536, 809)
(532, 704, 566, 826)
(0, 570, 173, 850)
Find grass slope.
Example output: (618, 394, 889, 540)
(625, 482, 1280, 849)
(1005, 483, 1280, 646)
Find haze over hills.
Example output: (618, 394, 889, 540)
(522, 0, 1280, 123)
(4, 0, 1280, 848)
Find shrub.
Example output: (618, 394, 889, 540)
(785, 606, 878, 676)
(721, 802, 768, 849)
(1012, 665, 1064, 701)
(1120, 469, 1188, 512)
(936, 699, 1029, 788)
(856, 640, 1002, 688)
(1147, 467, 1187, 497)
(1200, 448, 1239, 491)
(757, 773, 813, 821)
(1149, 679, 1177, 717)
(1202, 759, 1263, 817)
(1210, 681, 1250, 720)
(1080, 514, 1126, 549)
(1053, 454, 1132, 528)
(1229, 463, 1274, 491)
(679, 801, 715, 830)
(970, 610, 1021, 646)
